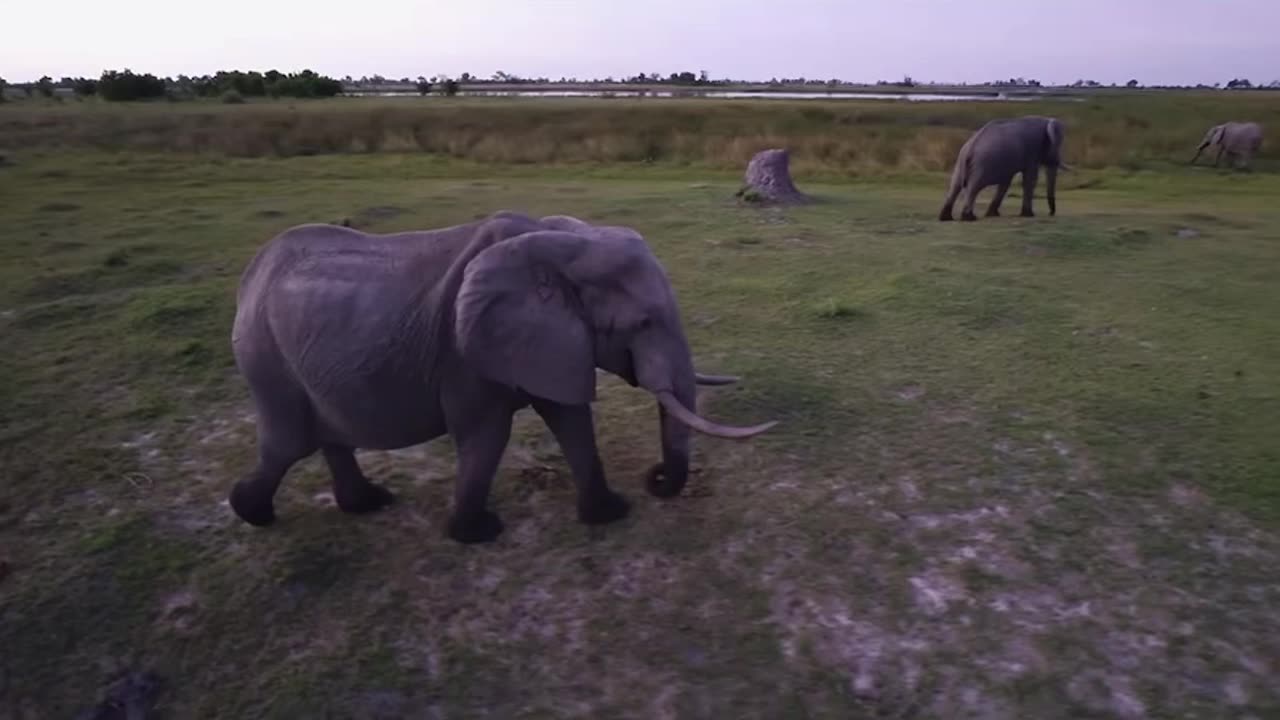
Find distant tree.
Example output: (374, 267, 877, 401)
(36, 75, 54, 97)
(415, 78, 432, 95)
(1126, 79, 1139, 88)
(0, 76, 7, 102)
(439, 79, 459, 96)
(460, 72, 473, 83)
(1226, 78, 1253, 89)
(698, 70, 709, 84)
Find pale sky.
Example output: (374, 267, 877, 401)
(4, 0, 1277, 86)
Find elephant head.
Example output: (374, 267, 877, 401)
(454, 223, 775, 498)
(1191, 125, 1226, 164)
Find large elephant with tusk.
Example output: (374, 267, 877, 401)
(228, 210, 777, 543)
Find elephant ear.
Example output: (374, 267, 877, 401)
(1212, 125, 1227, 144)
(455, 231, 596, 406)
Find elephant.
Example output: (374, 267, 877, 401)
(1190, 121, 1263, 169)
(939, 115, 1068, 222)
(227, 210, 777, 543)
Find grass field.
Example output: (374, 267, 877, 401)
(3, 91, 1278, 175)
(1, 95, 1280, 718)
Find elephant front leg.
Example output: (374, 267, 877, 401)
(446, 410, 515, 543)
(531, 399, 630, 526)
(321, 445, 395, 515)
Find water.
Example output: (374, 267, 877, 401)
(344, 89, 1066, 102)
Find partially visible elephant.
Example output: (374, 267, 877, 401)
(1190, 121, 1263, 169)
(228, 210, 777, 544)
(939, 115, 1068, 222)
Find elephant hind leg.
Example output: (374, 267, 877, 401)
(939, 182, 963, 221)
(229, 375, 318, 526)
(1020, 167, 1039, 217)
(939, 158, 968, 221)
(960, 182, 983, 222)
(985, 182, 1011, 217)
(322, 445, 395, 515)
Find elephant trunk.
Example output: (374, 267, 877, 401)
(636, 338, 775, 498)
(648, 373, 695, 498)
(1045, 164, 1058, 217)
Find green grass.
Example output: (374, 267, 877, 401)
(1, 141, 1279, 718)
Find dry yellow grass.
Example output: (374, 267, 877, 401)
(2, 92, 1276, 175)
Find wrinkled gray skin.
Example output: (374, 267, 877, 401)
(939, 115, 1067, 222)
(228, 211, 776, 543)
(1191, 121, 1264, 169)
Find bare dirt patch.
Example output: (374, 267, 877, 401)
(90, 391, 1280, 718)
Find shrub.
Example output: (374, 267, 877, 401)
(221, 90, 245, 104)
(188, 69, 340, 99)
(264, 70, 342, 98)
(72, 78, 98, 97)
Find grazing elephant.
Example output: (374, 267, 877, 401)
(228, 211, 777, 543)
(939, 115, 1068, 222)
(1190, 121, 1263, 169)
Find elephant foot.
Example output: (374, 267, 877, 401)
(985, 208, 1000, 218)
(447, 509, 504, 544)
(335, 481, 396, 515)
(1020, 209, 1035, 218)
(230, 480, 277, 527)
(938, 210, 954, 222)
(579, 489, 630, 525)
(960, 211, 978, 222)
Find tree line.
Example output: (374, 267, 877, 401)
(3, 69, 1279, 103)
(0, 69, 344, 102)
